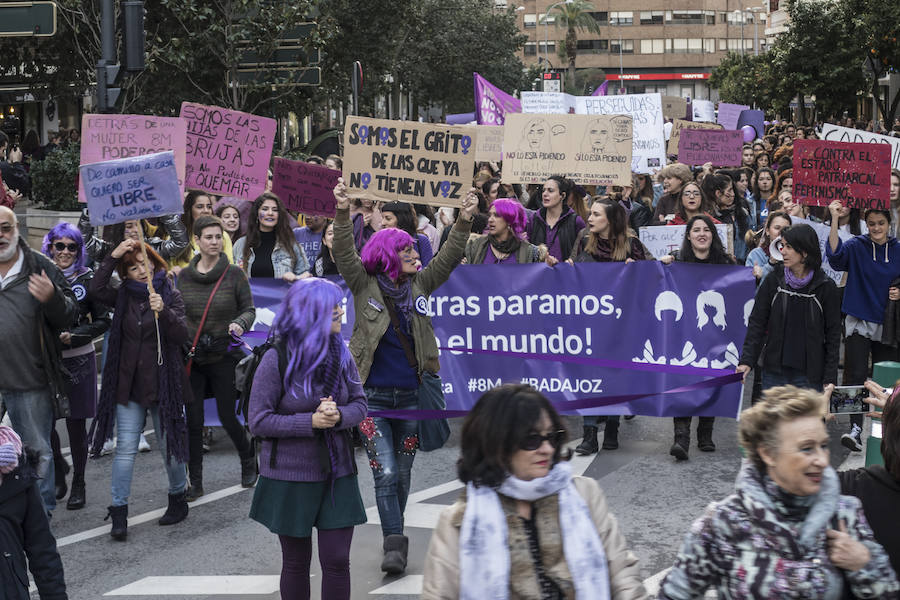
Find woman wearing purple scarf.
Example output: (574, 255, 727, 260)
(738, 224, 842, 391)
(88, 239, 191, 541)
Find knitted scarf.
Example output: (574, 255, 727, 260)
(376, 273, 413, 326)
(89, 271, 189, 464)
(314, 334, 345, 502)
(784, 266, 814, 290)
(488, 233, 521, 256)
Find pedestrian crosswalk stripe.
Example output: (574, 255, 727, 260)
(370, 575, 423, 595)
(104, 576, 282, 596)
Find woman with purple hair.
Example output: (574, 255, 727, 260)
(42, 221, 111, 510)
(248, 277, 367, 600)
(464, 198, 543, 264)
(332, 178, 478, 575)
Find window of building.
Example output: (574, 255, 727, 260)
(538, 13, 555, 25)
(577, 39, 609, 53)
(666, 10, 715, 25)
(640, 11, 664, 25)
(538, 41, 556, 54)
(610, 39, 634, 53)
(524, 42, 537, 56)
(644, 84, 668, 94)
(719, 39, 754, 51)
(704, 38, 716, 53)
(610, 11, 633, 26)
(524, 14, 537, 28)
(588, 11, 608, 25)
(680, 84, 695, 99)
(666, 38, 703, 54)
(640, 39, 664, 54)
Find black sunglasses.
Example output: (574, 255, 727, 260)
(519, 430, 566, 451)
(54, 242, 78, 253)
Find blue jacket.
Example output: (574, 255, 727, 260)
(826, 234, 900, 323)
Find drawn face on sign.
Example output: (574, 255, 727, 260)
(583, 120, 609, 154)
(523, 119, 549, 151)
(51, 237, 78, 270)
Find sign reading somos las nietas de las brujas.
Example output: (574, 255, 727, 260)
(793, 139, 891, 210)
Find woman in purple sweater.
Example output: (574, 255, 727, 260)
(248, 278, 367, 600)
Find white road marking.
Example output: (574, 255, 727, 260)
(103, 576, 281, 596)
(370, 575, 424, 595)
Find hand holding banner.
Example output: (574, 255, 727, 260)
(81, 151, 183, 226)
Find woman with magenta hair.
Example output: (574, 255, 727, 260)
(464, 198, 543, 264)
(248, 278, 367, 600)
(42, 222, 111, 510)
(332, 178, 478, 574)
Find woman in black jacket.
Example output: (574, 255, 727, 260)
(0, 426, 67, 599)
(737, 224, 842, 391)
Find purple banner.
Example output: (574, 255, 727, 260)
(716, 102, 750, 131)
(245, 261, 753, 418)
(677, 128, 744, 166)
(473, 72, 521, 126)
(446, 112, 476, 125)
(737, 109, 765, 140)
(592, 80, 609, 97)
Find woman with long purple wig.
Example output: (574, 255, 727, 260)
(41, 221, 111, 510)
(248, 277, 368, 600)
(464, 197, 544, 264)
(331, 178, 478, 574)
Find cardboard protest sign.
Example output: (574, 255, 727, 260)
(80, 151, 183, 226)
(271, 158, 341, 217)
(677, 129, 744, 167)
(79, 114, 186, 204)
(737, 109, 765, 139)
(661, 96, 688, 121)
(520, 91, 576, 114)
(179, 102, 276, 201)
(793, 139, 891, 210)
(342, 117, 475, 207)
(716, 102, 749, 131)
(667, 119, 723, 156)
(473, 125, 503, 163)
(574, 93, 666, 174)
(501, 113, 632, 186)
(820, 124, 900, 171)
(639, 224, 732, 259)
(692, 100, 715, 122)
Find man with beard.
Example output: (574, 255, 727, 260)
(0, 207, 78, 513)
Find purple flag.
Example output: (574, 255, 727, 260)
(473, 73, 521, 126)
(592, 80, 609, 96)
(446, 112, 476, 125)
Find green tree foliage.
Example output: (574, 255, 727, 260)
(849, 0, 900, 125)
(543, 0, 602, 90)
(708, 52, 786, 112)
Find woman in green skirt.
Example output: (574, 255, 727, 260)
(248, 278, 367, 600)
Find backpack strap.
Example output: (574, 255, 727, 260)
(268, 338, 288, 469)
(384, 296, 421, 383)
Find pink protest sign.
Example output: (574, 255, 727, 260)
(793, 139, 891, 210)
(179, 102, 276, 201)
(78, 114, 187, 203)
(677, 128, 743, 166)
(271, 158, 341, 217)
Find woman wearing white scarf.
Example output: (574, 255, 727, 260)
(423, 384, 648, 600)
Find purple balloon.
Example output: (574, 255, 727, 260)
(741, 125, 756, 143)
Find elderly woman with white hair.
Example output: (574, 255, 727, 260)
(659, 386, 900, 599)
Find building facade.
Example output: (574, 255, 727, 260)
(511, 0, 767, 99)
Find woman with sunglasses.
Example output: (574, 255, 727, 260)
(41, 222, 111, 510)
(423, 384, 647, 599)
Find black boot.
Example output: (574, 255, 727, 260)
(66, 476, 86, 510)
(185, 466, 204, 502)
(106, 505, 128, 541)
(381, 534, 409, 575)
(54, 459, 69, 500)
(158, 491, 189, 526)
(697, 417, 716, 452)
(669, 418, 691, 461)
(240, 450, 259, 488)
(574, 426, 599, 455)
(602, 418, 620, 450)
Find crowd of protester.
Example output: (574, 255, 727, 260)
(2, 117, 900, 599)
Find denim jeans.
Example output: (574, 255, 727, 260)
(111, 401, 188, 507)
(761, 367, 819, 391)
(0, 387, 55, 511)
(361, 387, 419, 537)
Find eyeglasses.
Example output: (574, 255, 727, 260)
(54, 242, 78, 253)
(0, 223, 14, 234)
(519, 430, 566, 451)
(683, 190, 701, 197)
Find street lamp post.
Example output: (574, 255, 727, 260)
(610, 18, 623, 93)
(751, 7, 762, 56)
(543, 0, 572, 71)
(732, 8, 745, 56)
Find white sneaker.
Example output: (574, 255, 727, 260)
(100, 438, 116, 456)
(841, 424, 863, 452)
(138, 434, 151, 453)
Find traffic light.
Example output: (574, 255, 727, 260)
(96, 63, 121, 113)
(123, 0, 145, 72)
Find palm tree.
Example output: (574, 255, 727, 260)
(542, 0, 602, 90)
